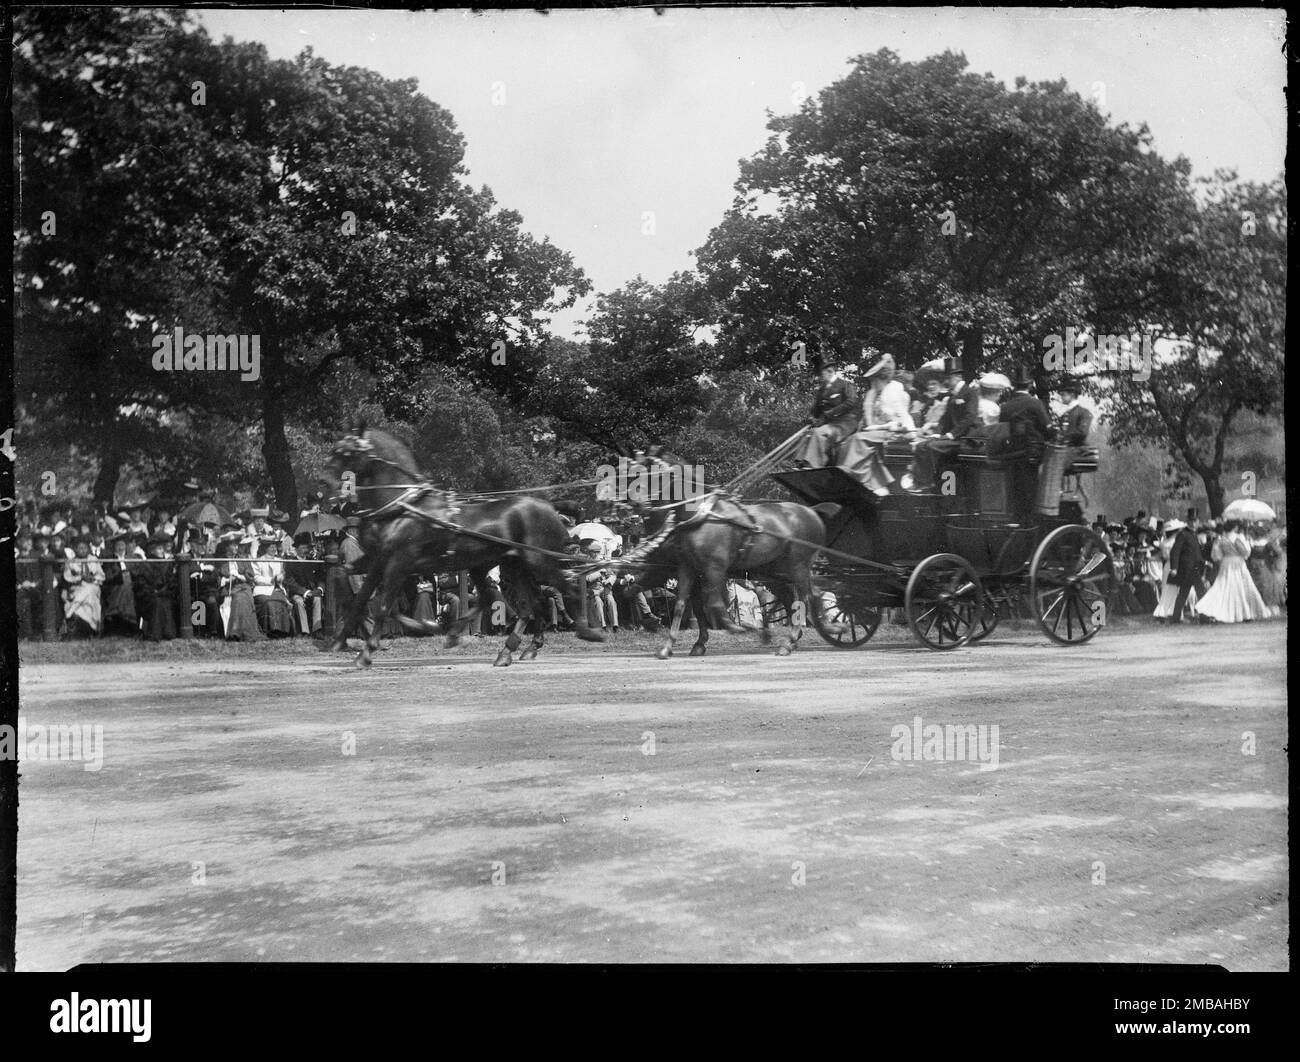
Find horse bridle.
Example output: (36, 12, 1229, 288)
(334, 434, 428, 491)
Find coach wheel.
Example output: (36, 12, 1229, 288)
(904, 553, 983, 651)
(1029, 525, 1116, 645)
(812, 590, 881, 648)
(968, 591, 1001, 643)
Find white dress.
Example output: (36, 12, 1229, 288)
(1196, 533, 1269, 623)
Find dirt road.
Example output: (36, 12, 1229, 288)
(15, 621, 1288, 968)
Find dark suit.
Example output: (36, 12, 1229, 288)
(996, 391, 1051, 461)
(794, 377, 860, 466)
(1058, 404, 1093, 447)
(937, 382, 982, 439)
(1167, 527, 1204, 622)
(912, 382, 982, 488)
(995, 390, 1051, 524)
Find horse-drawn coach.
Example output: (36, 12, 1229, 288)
(770, 433, 1114, 650)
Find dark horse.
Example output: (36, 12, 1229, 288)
(625, 454, 833, 659)
(328, 428, 603, 667)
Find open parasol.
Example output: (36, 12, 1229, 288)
(572, 521, 622, 558)
(1223, 499, 1276, 523)
(178, 500, 234, 527)
(294, 511, 348, 537)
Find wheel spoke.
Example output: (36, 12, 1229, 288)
(1039, 588, 1067, 624)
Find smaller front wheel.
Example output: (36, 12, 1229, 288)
(904, 553, 983, 650)
(812, 589, 881, 648)
(968, 591, 1001, 643)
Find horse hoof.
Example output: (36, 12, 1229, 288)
(655, 645, 673, 660)
(774, 645, 792, 657)
(355, 653, 371, 669)
(688, 644, 706, 657)
(577, 627, 605, 643)
(444, 634, 460, 650)
(757, 630, 772, 645)
(493, 651, 513, 667)
(518, 648, 539, 661)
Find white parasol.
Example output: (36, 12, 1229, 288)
(1223, 499, 1276, 522)
(572, 521, 622, 559)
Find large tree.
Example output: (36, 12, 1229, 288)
(15, 9, 589, 514)
(1100, 175, 1286, 517)
(696, 49, 1193, 380)
(527, 274, 718, 456)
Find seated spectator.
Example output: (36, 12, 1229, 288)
(616, 571, 658, 632)
(252, 536, 295, 637)
(181, 535, 223, 638)
(133, 532, 178, 641)
(15, 531, 43, 639)
(410, 576, 440, 633)
(102, 533, 140, 635)
(582, 545, 619, 632)
(49, 531, 73, 560)
(61, 537, 105, 637)
(281, 539, 321, 635)
(219, 537, 265, 641)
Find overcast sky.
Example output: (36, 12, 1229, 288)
(198, 7, 1287, 337)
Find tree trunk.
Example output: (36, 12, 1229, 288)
(260, 349, 299, 519)
(1201, 473, 1225, 519)
(91, 432, 123, 507)
(960, 325, 984, 379)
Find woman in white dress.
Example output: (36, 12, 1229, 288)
(62, 537, 105, 636)
(837, 352, 914, 496)
(1196, 520, 1270, 623)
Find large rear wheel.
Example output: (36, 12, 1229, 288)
(1029, 525, 1116, 645)
(904, 553, 983, 650)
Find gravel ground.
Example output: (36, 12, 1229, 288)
(14, 619, 1288, 968)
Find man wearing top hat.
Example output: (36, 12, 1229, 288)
(908, 356, 982, 492)
(791, 354, 860, 468)
(1165, 517, 1205, 624)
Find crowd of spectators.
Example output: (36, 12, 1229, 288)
(15, 480, 1285, 642)
(1098, 510, 1286, 622)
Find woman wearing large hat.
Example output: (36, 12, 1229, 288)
(219, 535, 267, 641)
(132, 532, 179, 641)
(251, 535, 295, 637)
(62, 535, 106, 637)
(101, 531, 139, 635)
(836, 351, 913, 496)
